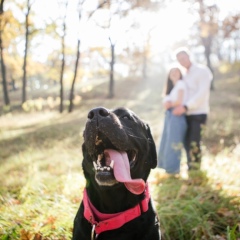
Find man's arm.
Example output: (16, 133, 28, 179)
(173, 67, 212, 115)
(185, 68, 212, 110)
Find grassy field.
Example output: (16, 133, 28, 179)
(0, 65, 239, 240)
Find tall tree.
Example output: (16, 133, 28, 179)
(68, 0, 107, 112)
(68, 0, 82, 113)
(222, 14, 240, 62)
(199, 1, 219, 90)
(58, 0, 68, 113)
(92, 0, 162, 98)
(108, 36, 115, 98)
(0, 0, 10, 106)
(22, 0, 34, 103)
(92, 0, 129, 98)
(186, 0, 218, 89)
(198, 1, 218, 72)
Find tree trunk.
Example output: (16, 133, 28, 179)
(68, 0, 82, 113)
(202, 36, 214, 90)
(59, 33, 65, 113)
(198, 0, 214, 90)
(0, 28, 10, 106)
(68, 39, 80, 113)
(68, 0, 107, 111)
(108, 38, 115, 98)
(0, 0, 10, 106)
(22, 0, 30, 104)
(59, 1, 68, 113)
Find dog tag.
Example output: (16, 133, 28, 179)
(91, 224, 96, 240)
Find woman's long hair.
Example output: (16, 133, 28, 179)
(164, 68, 183, 95)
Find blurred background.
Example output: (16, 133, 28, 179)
(0, 0, 239, 112)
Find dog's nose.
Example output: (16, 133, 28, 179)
(88, 107, 110, 120)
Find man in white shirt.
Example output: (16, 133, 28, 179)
(173, 49, 213, 170)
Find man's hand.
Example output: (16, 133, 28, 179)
(173, 105, 186, 115)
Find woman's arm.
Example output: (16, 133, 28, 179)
(164, 101, 172, 110)
(171, 89, 184, 107)
(163, 95, 172, 110)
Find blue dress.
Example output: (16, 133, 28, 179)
(157, 108, 187, 174)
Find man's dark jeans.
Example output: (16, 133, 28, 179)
(185, 114, 207, 170)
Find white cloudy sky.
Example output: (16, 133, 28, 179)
(9, 0, 240, 61)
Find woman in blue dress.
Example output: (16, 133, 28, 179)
(158, 67, 187, 174)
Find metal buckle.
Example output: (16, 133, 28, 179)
(91, 224, 96, 240)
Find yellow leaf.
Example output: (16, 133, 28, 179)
(20, 229, 32, 240)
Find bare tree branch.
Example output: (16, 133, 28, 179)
(88, 0, 108, 20)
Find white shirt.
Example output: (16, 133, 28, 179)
(183, 63, 213, 115)
(168, 80, 187, 104)
(163, 80, 187, 106)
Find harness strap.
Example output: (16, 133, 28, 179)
(83, 184, 150, 235)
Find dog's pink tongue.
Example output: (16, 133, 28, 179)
(104, 149, 145, 195)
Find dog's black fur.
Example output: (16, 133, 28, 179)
(72, 107, 161, 240)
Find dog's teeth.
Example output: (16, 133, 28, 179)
(110, 160, 114, 169)
(107, 167, 110, 171)
(93, 162, 98, 170)
(100, 167, 104, 171)
(97, 154, 102, 161)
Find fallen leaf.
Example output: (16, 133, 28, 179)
(217, 207, 234, 217)
(33, 233, 42, 240)
(20, 229, 33, 240)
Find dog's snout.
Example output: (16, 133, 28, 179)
(88, 107, 110, 120)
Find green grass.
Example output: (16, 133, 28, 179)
(150, 169, 239, 240)
(0, 111, 85, 239)
(0, 65, 240, 239)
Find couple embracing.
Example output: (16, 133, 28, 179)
(158, 48, 213, 174)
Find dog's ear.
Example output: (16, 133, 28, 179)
(146, 124, 157, 169)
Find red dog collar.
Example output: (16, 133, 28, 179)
(83, 184, 150, 236)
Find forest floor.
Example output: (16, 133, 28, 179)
(0, 64, 239, 239)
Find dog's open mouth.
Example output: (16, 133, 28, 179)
(93, 149, 137, 172)
(91, 134, 145, 195)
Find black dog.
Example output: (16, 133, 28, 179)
(72, 107, 161, 240)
